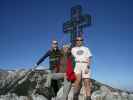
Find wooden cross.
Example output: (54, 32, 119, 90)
(63, 5, 91, 46)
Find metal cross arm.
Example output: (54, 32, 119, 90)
(63, 20, 74, 33)
(63, 5, 92, 46)
(78, 14, 91, 28)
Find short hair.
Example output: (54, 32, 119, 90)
(52, 40, 58, 44)
(75, 36, 84, 41)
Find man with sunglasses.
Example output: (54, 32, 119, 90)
(35, 40, 61, 97)
(36, 40, 61, 73)
(71, 36, 92, 100)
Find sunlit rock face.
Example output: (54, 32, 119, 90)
(0, 69, 133, 100)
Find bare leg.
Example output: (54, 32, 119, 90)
(83, 78, 91, 100)
(73, 74, 81, 100)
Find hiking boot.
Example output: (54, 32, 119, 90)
(73, 96, 78, 100)
(86, 96, 91, 100)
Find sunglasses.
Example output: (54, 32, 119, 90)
(76, 39, 83, 41)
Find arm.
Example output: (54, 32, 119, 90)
(36, 50, 51, 65)
(87, 57, 92, 66)
(86, 48, 92, 66)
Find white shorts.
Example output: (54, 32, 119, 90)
(74, 62, 91, 78)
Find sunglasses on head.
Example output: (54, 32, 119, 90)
(52, 43, 58, 45)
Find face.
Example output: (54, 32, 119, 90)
(76, 37, 83, 46)
(52, 43, 58, 48)
(63, 47, 69, 53)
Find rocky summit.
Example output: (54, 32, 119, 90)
(0, 69, 133, 100)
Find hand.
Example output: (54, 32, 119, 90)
(85, 68, 89, 74)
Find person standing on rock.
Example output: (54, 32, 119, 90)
(35, 40, 61, 73)
(71, 36, 92, 100)
(57, 44, 74, 100)
(35, 40, 61, 98)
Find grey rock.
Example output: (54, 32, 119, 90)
(111, 92, 121, 100)
(121, 92, 129, 100)
(19, 96, 28, 100)
(129, 94, 133, 100)
(91, 90, 107, 100)
(0, 69, 132, 100)
(31, 94, 48, 100)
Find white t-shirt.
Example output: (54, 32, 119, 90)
(71, 46, 92, 62)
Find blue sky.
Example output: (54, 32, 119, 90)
(0, 0, 133, 91)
